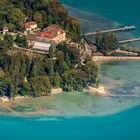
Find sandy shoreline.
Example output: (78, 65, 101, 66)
(93, 56, 140, 62)
(0, 85, 108, 104)
(0, 88, 63, 103)
(84, 86, 108, 96)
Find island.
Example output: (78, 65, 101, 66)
(0, 0, 140, 102)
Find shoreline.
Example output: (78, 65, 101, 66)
(93, 56, 140, 62)
(0, 88, 63, 103)
(0, 85, 108, 103)
(84, 86, 108, 96)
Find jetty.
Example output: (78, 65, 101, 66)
(119, 38, 140, 44)
(84, 25, 136, 36)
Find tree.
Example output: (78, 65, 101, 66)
(0, 77, 15, 98)
(30, 62, 38, 78)
(18, 82, 31, 96)
(33, 11, 43, 28)
(17, 23, 25, 32)
(49, 72, 61, 88)
(96, 33, 118, 54)
(4, 34, 14, 48)
(7, 23, 16, 32)
(62, 69, 87, 91)
(29, 76, 52, 97)
(81, 56, 99, 86)
(95, 31, 102, 49)
(7, 8, 25, 25)
(15, 34, 28, 48)
(0, 54, 11, 70)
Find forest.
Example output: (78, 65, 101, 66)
(0, 0, 81, 41)
(0, 43, 99, 98)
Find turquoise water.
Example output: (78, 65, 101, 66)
(62, 0, 140, 46)
(62, 0, 140, 32)
(0, 105, 140, 140)
(1, 0, 140, 140)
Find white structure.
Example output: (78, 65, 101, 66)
(32, 41, 52, 52)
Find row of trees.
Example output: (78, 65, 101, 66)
(121, 44, 140, 53)
(0, 43, 99, 98)
(95, 31, 118, 54)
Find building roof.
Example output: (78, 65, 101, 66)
(38, 24, 65, 39)
(26, 34, 37, 41)
(37, 32, 53, 39)
(24, 21, 37, 29)
(32, 41, 52, 51)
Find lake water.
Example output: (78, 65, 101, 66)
(0, 0, 140, 140)
(0, 105, 140, 140)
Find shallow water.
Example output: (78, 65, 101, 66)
(1, 61, 140, 117)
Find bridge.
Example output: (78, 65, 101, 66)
(119, 38, 140, 44)
(84, 25, 136, 36)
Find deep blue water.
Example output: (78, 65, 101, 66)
(0, 105, 140, 140)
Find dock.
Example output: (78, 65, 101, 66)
(84, 25, 136, 36)
(119, 38, 140, 44)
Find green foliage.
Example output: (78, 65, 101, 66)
(0, 34, 14, 52)
(0, 77, 15, 97)
(121, 44, 140, 53)
(81, 56, 99, 86)
(15, 34, 28, 48)
(29, 76, 52, 97)
(49, 72, 61, 88)
(0, 0, 98, 98)
(62, 69, 87, 91)
(0, 0, 81, 41)
(7, 23, 16, 32)
(7, 8, 25, 24)
(33, 11, 44, 28)
(95, 32, 118, 54)
(0, 53, 11, 69)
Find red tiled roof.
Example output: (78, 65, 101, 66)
(37, 32, 53, 39)
(24, 21, 37, 29)
(37, 25, 65, 39)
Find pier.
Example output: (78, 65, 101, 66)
(119, 38, 140, 44)
(84, 25, 136, 36)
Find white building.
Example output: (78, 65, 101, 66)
(32, 41, 52, 52)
